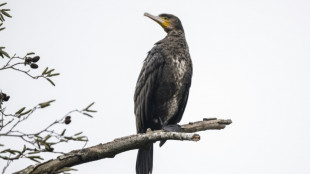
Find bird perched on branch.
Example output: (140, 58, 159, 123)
(134, 12, 193, 174)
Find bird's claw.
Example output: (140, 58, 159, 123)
(162, 124, 181, 132)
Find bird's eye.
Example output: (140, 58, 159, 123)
(164, 17, 168, 20)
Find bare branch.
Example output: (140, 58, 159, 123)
(13, 118, 232, 174)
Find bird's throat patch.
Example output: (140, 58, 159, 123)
(161, 18, 170, 28)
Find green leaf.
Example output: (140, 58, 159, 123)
(82, 113, 93, 118)
(8, 150, 16, 155)
(39, 103, 50, 108)
(15, 107, 26, 114)
(0, 3, 7, 7)
(77, 136, 88, 141)
(20, 109, 32, 116)
(5, 149, 21, 155)
(61, 129, 66, 136)
(28, 155, 44, 162)
(43, 135, 51, 141)
(86, 109, 97, 113)
(0, 14, 4, 22)
(0, 27, 5, 31)
(22, 145, 26, 153)
(47, 73, 60, 77)
(39, 100, 55, 108)
(64, 136, 73, 140)
(1, 10, 12, 18)
(74, 132, 83, 136)
(28, 155, 43, 159)
(26, 52, 35, 55)
(59, 139, 68, 143)
(29, 158, 41, 163)
(57, 167, 78, 172)
(46, 78, 55, 86)
(28, 151, 40, 154)
(46, 69, 55, 75)
(42, 67, 48, 75)
(84, 102, 95, 110)
(0, 50, 10, 58)
(47, 99, 56, 103)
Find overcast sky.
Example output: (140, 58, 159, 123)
(1, 0, 310, 173)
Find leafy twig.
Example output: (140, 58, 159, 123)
(0, 53, 60, 86)
(0, 101, 97, 170)
(0, 2, 11, 32)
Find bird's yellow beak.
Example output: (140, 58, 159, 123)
(144, 12, 170, 28)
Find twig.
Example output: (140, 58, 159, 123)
(1, 157, 11, 174)
(0, 54, 59, 82)
(0, 55, 44, 80)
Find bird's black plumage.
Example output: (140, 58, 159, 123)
(134, 13, 192, 174)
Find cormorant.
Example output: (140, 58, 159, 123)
(134, 12, 192, 174)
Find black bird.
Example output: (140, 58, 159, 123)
(134, 13, 192, 174)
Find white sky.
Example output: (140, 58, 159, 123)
(1, 0, 310, 173)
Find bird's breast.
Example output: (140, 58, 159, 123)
(172, 56, 188, 83)
(153, 54, 191, 124)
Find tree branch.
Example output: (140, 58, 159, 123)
(13, 118, 232, 174)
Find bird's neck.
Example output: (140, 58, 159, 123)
(167, 30, 184, 37)
(165, 30, 186, 43)
(155, 30, 185, 45)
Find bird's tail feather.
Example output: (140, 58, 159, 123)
(136, 144, 153, 174)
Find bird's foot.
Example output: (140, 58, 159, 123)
(160, 124, 181, 147)
(162, 124, 181, 132)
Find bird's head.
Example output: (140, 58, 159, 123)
(144, 12, 184, 33)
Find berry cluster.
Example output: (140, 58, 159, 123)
(0, 92, 10, 102)
(24, 56, 40, 69)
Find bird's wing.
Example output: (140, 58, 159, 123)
(134, 52, 165, 133)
